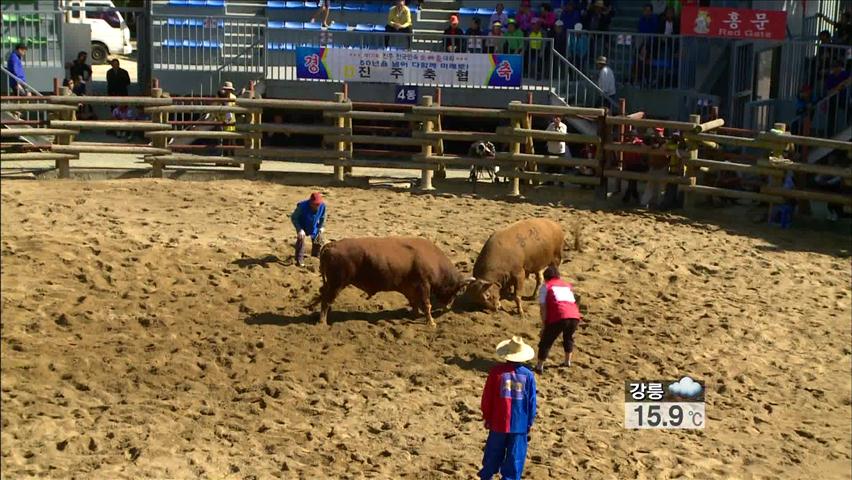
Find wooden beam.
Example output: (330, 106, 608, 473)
(236, 123, 350, 135)
(410, 106, 514, 119)
(237, 147, 351, 160)
(603, 169, 691, 185)
(0, 103, 76, 112)
(413, 154, 505, 167)
(687, 158, 781, 176)
(507, 101, 605, 117)
(496, 152, 599, 168)
(602, 142, 672, 157)
(52, 144, 170, 155)
(143, 105, 258, 114)
(237, 98, 352, 111)
(756, 132, 852, 151)
(757, 159, 852, 179)
(324, 134, 434, 146)
(413, 130, 504, 142)
(497, 170, 600, 186)
(606, 116, 698, 131)
(693, 118, 725, 133)
(497, 126, 600, 144)
(51, 120, 172, 131)
(326, 111, 412, 121)
(142, 154, 259, 164)
(1, 128, 78, 137)
(145, 130, 245, 139)
(324, 159, 435, 170)
(679, 184, 783, 203)
(49, 95, 173, 106)
(762, 186, 852, 205)
(0, 152, 76, 161)
(684, 132, 758, 148)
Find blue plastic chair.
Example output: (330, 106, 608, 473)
(284, 21, 304, 29)
(303, 22, 322, 30)
(206, 0, 224, 7)
(373, 24, 387, 32)
(328, 22, 348, 31)
(363, 4, 384, 13)
(477, 7, 496, 16)
(286, 1, 306, 8)
(267, 1, 286, 9)
(459, 7, 477, 15)
(343, 3, 361, 11)
(168, 0, 188, 5)
(268, 20, 286, 29)
(355, 23, 374, 32)
(187, 0, 206, 7)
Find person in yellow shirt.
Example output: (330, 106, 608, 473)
(385, 0, 412, 48)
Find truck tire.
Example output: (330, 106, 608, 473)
(90, 42, 109, 65)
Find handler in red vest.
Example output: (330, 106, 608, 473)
(534, 265, 582, 374)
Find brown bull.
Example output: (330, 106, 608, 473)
(315, 237, 472, 326)
(467, 219, 578, 316)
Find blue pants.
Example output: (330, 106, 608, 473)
(479, 431, 528, 480)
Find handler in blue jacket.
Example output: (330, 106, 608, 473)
(290, 191, 326, 266)
(6, 44, 27, 95)
(479, 336, 537, 480)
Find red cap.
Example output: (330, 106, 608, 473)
(655, 127, 665, 135)
(450, 15, 459, 25)
(309, 191, 324, 206)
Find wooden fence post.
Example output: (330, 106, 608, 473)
(54, 86, 74, 178)
(419, 95, 435, 191)
(508, 101, 522, 197)
(596, 110, 608, 198)
(683, 113, 702, 209)
(333, 92, 347, 182)
(150, 87, 166, 178)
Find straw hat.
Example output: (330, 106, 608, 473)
(221, 81, 235, 91)
(574, 22, 583, 31)
(496, 336, 535, 363)
(596, 56, 607, 64)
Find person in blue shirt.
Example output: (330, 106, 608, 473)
(637, 3, 659, 34)
(290, 191, 327, 266)
(6, 44, 28, 95)
(559, 1, 582, 30)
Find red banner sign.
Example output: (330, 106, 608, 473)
(680, 6, 787, 40)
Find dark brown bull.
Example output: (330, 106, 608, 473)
(467, 219, 578, 317)
(315, 237, 472, 326)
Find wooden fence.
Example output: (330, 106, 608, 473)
(2, 90, 850, 210)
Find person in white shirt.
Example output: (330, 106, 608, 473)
(544, 115, 571, 183)
(490, 3, 509, 30)
(596, 56, 616, 107)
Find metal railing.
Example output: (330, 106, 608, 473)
(152, 15, 265, 72)
(550, 49, 617, 111)
(0, 10, 64, 68)
(807, 78, 851, 139)
(562, 30, 699, 91)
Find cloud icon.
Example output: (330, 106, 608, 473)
(668, 376, 703, 397)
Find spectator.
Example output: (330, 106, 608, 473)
(825, 60, 850, 92)
(568, 23, 589, 66)
(539, 4, 557, 31)
(466, 17, 484, 53)
(596, 56, 616, 105)
(515, 0, 536, 33)
(444, 15, 464, 52)
(544, 114, 569, 181)
(385, 0, 412, 48)
(490, 3, 509, 30)
(504, 20, 524, 54)
(559, 1, 582, 31)
(640, 127, 667, 209)
(638, 3, 659, 34)
(63, 78, 96, 120)
(310, 0, 330, 27)
(478, 336, 537, 480)
(658, 5, 679, 35)
(68, 51, 92, 96)
(6, 43, 27, 96)
(824, 60, 850, 134)
(583, 0, 614, 32)
(215, 81, 238, 154)
(111, 104, 139, 139)
(528, 19, 546, 79)
(106, 58, 131, 97)
(813, 153, 849, 222)
(792, 84, 816, 134)
(819, 10, 851, 45)
(552, 20, 567, 57)
(620, 129, 646, 204)
(486, 21, 504, 54)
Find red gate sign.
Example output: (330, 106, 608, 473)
(680, 6, 787, 40)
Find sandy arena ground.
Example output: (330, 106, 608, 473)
(1, 179, 850, 479)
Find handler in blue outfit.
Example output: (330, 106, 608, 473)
(290, 191, 326, 266)
(479, 336, 537, 480)
(6, 44, 27, 95)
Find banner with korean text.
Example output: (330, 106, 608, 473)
(680, 6, 787, 40)
(295, 47, 523, 87)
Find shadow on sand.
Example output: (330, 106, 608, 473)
(231, 254, 286, 268)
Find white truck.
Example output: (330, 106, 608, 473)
(64, 0, 134, 64)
